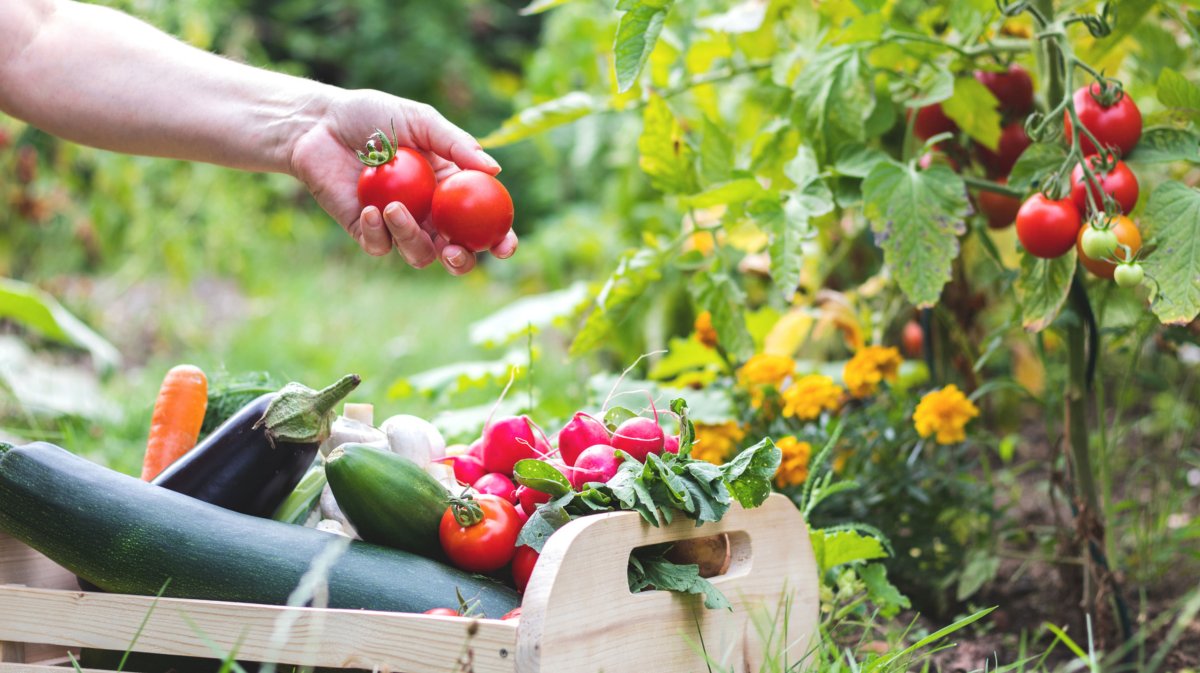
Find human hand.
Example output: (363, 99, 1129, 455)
(287, 89, 517, 274)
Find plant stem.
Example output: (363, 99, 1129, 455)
(962, 174, 1026, 198)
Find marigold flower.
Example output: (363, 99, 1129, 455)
(739, 354, 795, 388)
(691, 421, 746, 465)
(774, 436, 812, 489)
(913, 384, 980, 444)
(843, 345, 902, 398)
(695, 311, 718, 349)
(782, 374, 844, 421)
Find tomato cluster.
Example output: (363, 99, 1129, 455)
(356, 127, 513, 253)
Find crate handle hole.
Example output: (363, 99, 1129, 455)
(627, 531, 751, 595)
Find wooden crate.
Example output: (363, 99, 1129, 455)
(0, 493, 818, 673)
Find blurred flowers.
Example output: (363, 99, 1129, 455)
(774, 436, 813, 488)
(691, 421, 746, 465)
(694, 310, 718, 349)
(913, 384, 980, 444)
(782, 374, 843, 421)
(739, 354, 795, 387)
(843, 345, 902, 398)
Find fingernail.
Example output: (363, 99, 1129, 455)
(478, 151, 501, 172)
(447, 250, 467, 268)
(365, 208, 383, 229)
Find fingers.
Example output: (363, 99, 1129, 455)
(409, 104, 501, 175)
(437, 239, 477, 276)
(357, 207, 393, 256)
(382, 203, 437, 268)
(490, 230, 519, 260)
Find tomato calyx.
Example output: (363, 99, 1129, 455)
(447, 493, 485, 527)
(1087, 77, 1127, 109)
(356, 120, 400, 168)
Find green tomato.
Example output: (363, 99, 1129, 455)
(1080, 226, 1118, 260)
(1113, 263, 1145, 288)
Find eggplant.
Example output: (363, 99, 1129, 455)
(152, 374, 360, 517)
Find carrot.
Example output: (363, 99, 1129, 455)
(141, 364, 209, 481)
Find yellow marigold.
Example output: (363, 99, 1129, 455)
(843, 345, 902, 398)
(782, 374, 844, 421)
(739, 354, 795, 388)
(695, 311, 718, 349)
(691, 421, 745, 466)
(913, 384, 980, 444)
(774, 436, 812, 489)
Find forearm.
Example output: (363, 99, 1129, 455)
(0, 0, 333, 173)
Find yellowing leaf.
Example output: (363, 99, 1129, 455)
(764, 309, 815, 357)
(941, 77, 1001, 151)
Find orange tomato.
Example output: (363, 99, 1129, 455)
(1076, 215, 1141, 279)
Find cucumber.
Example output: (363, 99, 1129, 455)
(0, 442, 518, 617)
(325, 443, 449, 558)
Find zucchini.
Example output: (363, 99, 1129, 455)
(325, 443, 448, 558)
(0, 442, 518, 617)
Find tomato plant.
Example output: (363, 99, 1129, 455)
(1015, 194, 1081, 259)
(439, 494, 521, 573)
(976, 178, 1022, 229)
(1070, 156, 1139, 215)
(1114, 262, 1145, 288)
(911, 105, 957, 142)
(1064, 84, 1143, 157)
(356, 126, 437, 221)
(974, 122, 1031, 177)
(1076, 215, 1142, 280)
(901, 320, 923, 358)
(431, 170, 514, 252)
(975, 64, 1034, 118)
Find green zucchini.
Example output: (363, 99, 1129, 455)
(325, 443, 448, 559)
(0, 442, 518, 617)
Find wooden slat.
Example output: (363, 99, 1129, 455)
(0, 664, 126, 673)
(0, 586, 517, 673)
(0, 536, 75, 589)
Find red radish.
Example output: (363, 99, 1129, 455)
(516, 484, 551, 516)
(663, 435, 680, 454)
(468, 438, 485, 460)
(570, 445, 622, 489)
(501, 607, 521, 620)
(474, 473, 518, 504)
(481, 416, 538, 474)
(512, 545, 539, 593)
(515, 503, 530, 523)
(611, 416, 665, 462)
(447, 454, 486, 486)
(557, 412, 611, 466)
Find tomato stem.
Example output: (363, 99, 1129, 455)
(448, 494, 484, 527)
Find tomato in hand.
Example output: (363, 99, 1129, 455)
(1076, 215, 1141, 279)
(356, 128, 437, 222)
(975, 64, 1034, 118)
(439, 494, 522, 573)
(1064, 84, 1142, 156)
(1016, 194, 1081, 259)
(512, 545, 539, 593)
(910, 104, 957, 142)
(974, 122, 1030, 177)
(431, 170, 514, 252)
(1069, 156, 1138, 216)
(977, 177, 1023, 229)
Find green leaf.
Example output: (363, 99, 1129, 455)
(513, 458, 572, 497)
(603, 405, 639, 429)
(570, 248, 664, 356)
(608, 458, 659, 524)
(940, 77, 1001, 151)
(1158, 67, 1200, 120)
(679, 179, 766, 208)
(614, 1, 672, 94)
(861, 161, 968, 308)
(751, 198, 807, 301)
(646, 453, 693, 512)
(517, 493, 575, 552)
(1008, 143, 1068, 192)
(519, 0, 579, 15)
(860, 563, 911, 617)
(1015, 252, 1075, 332)
(1127, 127, 1200, 164)
(648, 337, 723, 383)
(956, 548, 1000, 601)
(691, 274, 754, 362)
(1142, 181, 1200, 324)
(810, 527, 887, 575)
(638, 95, 696, 193)
(700, 117, 735, 184)
(628, 550, 731, 610)
(669, 398, 696, 455)
(480, 92, 600, 148)
(0, 278, 120, 372)
(720, 438, 781, 508)
(785, 145, 835, 216)
(469, 282, 589, 347)
(791, 45, 875, 150)
(832, 143, 889, 178)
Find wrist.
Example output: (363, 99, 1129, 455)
(278, 81, 337, 176)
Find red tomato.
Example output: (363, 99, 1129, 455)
(901, 320, 923, 358)
(977, 177, 1023, 229)
(1076, 215, 1142, 279)
(431, 170, 514, 252)
(423, 608, 460, 616)
(974, 64, 1035, 118)
(501, 607, 522, 620)
(357, 145, 437, 222)
(439, 495, 522, 573)
(1064, 85, 1142, 156)
(974, 122, 1030, 177)
(1016, 194, 1082, 259)
(910, 105, 957, 141)
(512, 545, 539, 593)
(918, 150, 960, 172)
(1069, 157, 1139, 215)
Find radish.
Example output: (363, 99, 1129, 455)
(481, 415, 539, 474)
(446, 454, 486, 486)
(468, 438, 485, 460)
(611, 416, 665, 462)
(516, 484, 551, 516)
(474, 472, 518, 504)
(570, 444, 622, 489)
(556, 412, 611, 466)
(663, 434, 680, 454)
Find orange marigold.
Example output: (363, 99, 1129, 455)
(782, 374, 843, 421)
(843, 345, 902, 398)
(774, 436, 812, 489)
(695, 311, 718, 349)
(691, 421, 746, 465)
(913, 384, 980, 444)
(739, 354, 795, 388)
